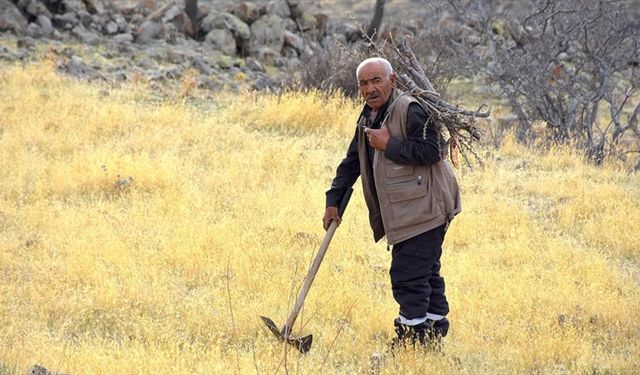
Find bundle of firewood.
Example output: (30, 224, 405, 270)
(372, 38, 490, 167)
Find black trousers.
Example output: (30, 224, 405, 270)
(389, 223, 449, 320)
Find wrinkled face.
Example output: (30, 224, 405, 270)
(357, 62, 396, 111)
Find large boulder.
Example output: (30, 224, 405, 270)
(135, 19, 163, 43)
(83, 0, 107, 14)
(204, 28, 236, 56)
(37, 14, 54, 35)
(263, 0, 289, 18)
(160, 4, 193, 37)
(59, 0, 87, 13)
(16, 0, 53, 19)
(0, 0, 28, 34)
(230, 1, 259, 25)
(200, 11, 249, 42)
(249, 14, 284, 57)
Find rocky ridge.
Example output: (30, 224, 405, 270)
(0, 0, 355, 91)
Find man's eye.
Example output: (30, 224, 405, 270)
(372, 78, 381, 84)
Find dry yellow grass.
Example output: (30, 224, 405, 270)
(1, 62, 639, 374)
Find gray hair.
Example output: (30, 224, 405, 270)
(355, 57, 394, 79)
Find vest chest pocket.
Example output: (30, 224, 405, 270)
(387, 177, 426, 203)
(384, 159, 414, 178)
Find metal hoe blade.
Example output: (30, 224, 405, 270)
(260, 316, 313, 354)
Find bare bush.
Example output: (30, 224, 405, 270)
(289, 39, 367, 96)
(292, 19, 463, 99)
(435, 0, 640, 167)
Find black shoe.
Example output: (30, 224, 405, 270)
(389, 317, 449, 352)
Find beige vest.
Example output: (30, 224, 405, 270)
(358, 90, 462, 245)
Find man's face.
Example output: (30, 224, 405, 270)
(357, 62, 396, 111)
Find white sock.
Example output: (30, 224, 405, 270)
(398, 313, 445, 326)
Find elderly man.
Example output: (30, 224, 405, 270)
(323, 57, 461, 349)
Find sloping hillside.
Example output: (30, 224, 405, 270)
(1, 62, 639, 374)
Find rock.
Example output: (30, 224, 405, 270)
(200, 12, 250, 42)
(113, 32, 133, 44)
(204, 28, 236, 56)
(254, 46, 277, 66)
(0, 0, 28, 34)
(135, 20, 163, 43)
(165, 47, 187, 64)
(297, 12, 317, 32)
(162, 22, 179, 43)
(161, 5, 193, 36)
(50, 29, 62, 39)
(22, 0, 52, 19)
(199, 76, 222, 91)
(214, 53, 233, 69)
(16, 36, 36, 49)
(274, 56, 286, 68)
(281, 45, 297, 58)
(252, 74, 277, 91)
(26, 22, 42, 37)
(159, 65, 181, 79)
(26, 364, 54, 375)
(264, 0, 290, 18)
(121, 0, 156, 18)
(283, 30, 304, 52)
(53, 12, 79, 30)
(59, 55, 97, 79)
(83, 0, 107, 14)
(249, 14, 285, 56)
(60, 0, 86, 13)
(282, 17, 296, 32)
(37, 14, 54, 35)
(245, 57, 264, 72)
(105, 20, 118, 34)
(230, 1, 259, 25)
(72, 24, 101, 44)
(89, 13, 106, 31)
(191, 56, 213, 75)
(112, 13, 129, 33)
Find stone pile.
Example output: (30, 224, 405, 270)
(0, 0, 341, 91)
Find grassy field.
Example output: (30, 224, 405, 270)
(1, 62, 639, 374)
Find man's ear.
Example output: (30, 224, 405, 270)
(390, 73, 397, 85)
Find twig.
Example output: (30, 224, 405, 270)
(251, 339, 259, 375)
(226, 253, 241, 374)
(318, 300, 358, 372)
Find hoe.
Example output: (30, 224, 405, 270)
(261, 187, 353, 354)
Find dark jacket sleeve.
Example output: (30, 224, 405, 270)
(326, 127, 360, 208)
(384, 102, 441, 166)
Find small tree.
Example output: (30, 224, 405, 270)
(367, 0, 386, 40)
(437, 0, 640, 167)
